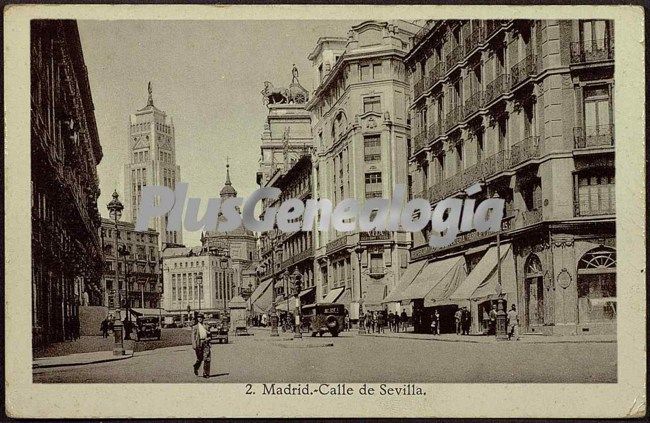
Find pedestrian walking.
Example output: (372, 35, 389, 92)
(461, 307, 471, 335)
(388, 311, 394, 332)
(344, 314, 350, 331)
(400, 309, 408, 332)
(489, 304, 498, 335)
(377, 311, 385, 334)
(454, 308, 463, 335)
(359, 312, 365, 332)
(192, 314, 211, 378)
(100, 319, 108, 338)
(507, 304, 520, 341)
(431, 310, 440, 335)
(365, 311, 372, 334)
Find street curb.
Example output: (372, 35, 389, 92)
(32, 352, 133, 369)
(273, 341, 334, 348)
(360, 333, 616, 344)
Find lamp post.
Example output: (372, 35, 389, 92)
(269, 232, 280, 337)
(107, 190, 125, 356)
(292, 267, 303, 339)
(197, 273, 203, 312)
(493, 192, 508, 340)
(118, 244, 132, 340)
(354, 241, 365, 334)
(283, 270, 290, 329)
(255, 264, 265, 326)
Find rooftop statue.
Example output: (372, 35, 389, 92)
(261, 81, 288, 105)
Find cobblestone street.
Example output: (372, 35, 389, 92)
(33, 328, 616, 383)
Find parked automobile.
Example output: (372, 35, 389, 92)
(303, 303, 345, 337)
(136, 316, 161, 340)
(205, 318, 229, 344)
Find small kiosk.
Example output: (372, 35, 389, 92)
(228, 295, 249, 335)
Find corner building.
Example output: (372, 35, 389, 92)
(307, 21, 420, 319)
(399, 19, 615, 335)
(31, 20, 104, 347)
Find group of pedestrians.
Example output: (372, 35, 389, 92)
(359, 309, 409, 333)
(454, 307, 472, 335)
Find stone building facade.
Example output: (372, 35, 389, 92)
(31, 20, 104, 347)
(124, 84, 182, 250)
(306, 21, 419, 319)
(99, 218, 161, 309)
(402, 19, 615, 335)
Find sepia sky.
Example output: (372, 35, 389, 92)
(78, 20, 356, 246)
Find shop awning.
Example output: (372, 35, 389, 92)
(322, 287, 345, 303)
(383, 260, 427, 303)
(388, 256, 465, 303)
(299, 286, 315, 299)
(363, 284, 387, 311)
(423, 258, 468, 307)
(450, 244, 516, 302)
(251, 279, 273, 314)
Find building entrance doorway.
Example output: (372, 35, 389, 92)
(524, 254, 544, 327)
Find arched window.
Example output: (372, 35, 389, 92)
(524, 254, 544, 326)
(577, 247, 616, 323)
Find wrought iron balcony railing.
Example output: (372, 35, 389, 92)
(427, 121, 444, 144)
(413, 129, 427, 154)
(463, 90, 484, 119)
(511, 54, 538, 88)
(326, 235, 348, 254)
(484, 73, 510, 105)
(444, 106, 462, 131)
(413, 20, 436, 46)
(428, 62, 446, 89)
(509, 136, 540, 167)
(485, 20, 507, 39)
(413, 78, 426, 100)
(445, 44, 464, 73)
(570, 38, 614, 64)
(573, 125, 614, 149)
(465, 26, 485, 56)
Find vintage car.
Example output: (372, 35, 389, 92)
(303, 303, 345, 337)
(136, 316, 161, 340)
(205, 318, 229, 344)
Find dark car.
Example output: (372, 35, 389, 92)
(136, 316, 161, 340)
(205, 318, 229, 344)
(303, 303, 345, 337)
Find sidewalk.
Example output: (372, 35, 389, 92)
(33, 349, 134, 369)
(359, 330, 616, 343)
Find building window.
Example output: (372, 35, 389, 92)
(582, 85, 612, 146)
(365, 172, 382, 198)
(369, 253, 383, 274)
(364, 135, 381, 161)
(360, 65, 371, 81)
(577, 247, 616, 323)
(363, 96, 381, 114)
(580, 20, 611, 52)
(575, 169, 615, 216)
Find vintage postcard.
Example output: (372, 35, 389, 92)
(4, 3, 646, 419)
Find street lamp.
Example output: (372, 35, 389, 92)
(354, 241, 365, 334)
(255, 263, 266, 326)
(292, 267, 303, 339)
(283, 269, 290, 328)
(107, 190, 125, 356)
(118, 244, 132, 340)
(197, 273, 203, 312)
(269, 235, 282, 337)
(493, 192, 508, 340)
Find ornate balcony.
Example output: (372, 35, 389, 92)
(414, 75, 431, 100)
(428, 62, 446, 89)
(413, 20, 435, 46)
(484, 74, 510, 105)
(413, 129, 427, 154)
(360, 231, 391, 242)
(326, 235, 348, 254)
(445, 45, 464, 73)
(427, 122, 444, 144)
(465, 26, 485, 56)
(574, 125, 614, 149)
(510, 54, 538, 88)
(570, 38, 614, 64)
(509, 136, 540, 167)
(485, 20, 507, 39)
(445, 106, 462, 131)
(463, 90, 484, 119)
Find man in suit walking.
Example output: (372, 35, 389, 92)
(192, 314, 211, 378)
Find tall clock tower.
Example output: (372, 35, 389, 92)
(124, 82, 183, 250)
